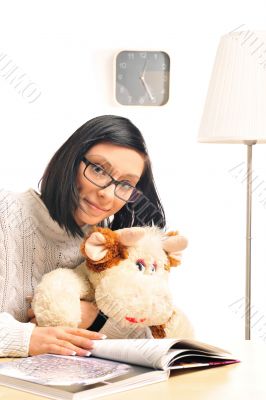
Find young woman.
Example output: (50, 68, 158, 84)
(0, 115, 168, 358)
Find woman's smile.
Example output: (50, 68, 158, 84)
(81, 197, 110, 216)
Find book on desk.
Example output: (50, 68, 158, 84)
(0, 337, 239, 400)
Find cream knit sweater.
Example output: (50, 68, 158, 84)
(0, 189, 151, 357)
(0, 188, 89, 357)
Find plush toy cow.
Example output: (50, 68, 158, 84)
(32, 226, 194, 339)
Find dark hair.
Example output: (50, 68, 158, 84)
(39, 115, 166, 237)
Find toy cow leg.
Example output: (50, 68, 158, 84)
(32, 263, 94, 327)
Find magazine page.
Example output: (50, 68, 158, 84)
(154, 339, 235, 370)
(158, 348, 239, 370)
(91, 338, 181, 369)
(172, 339, 232, 355)
(0, 354, 131, 386)
(91, 338, 235, 370)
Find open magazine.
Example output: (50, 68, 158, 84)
(0, 338, 239, 400)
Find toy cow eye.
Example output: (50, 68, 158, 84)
(150, 262, 157, 273)
(136, 259, 146, 272)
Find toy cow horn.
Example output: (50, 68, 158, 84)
(116, 227, 145, 246)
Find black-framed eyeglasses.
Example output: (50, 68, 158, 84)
(81, 156, 143, 203)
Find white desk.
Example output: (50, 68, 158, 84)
(0, 340, 265, 400)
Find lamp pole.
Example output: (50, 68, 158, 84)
(245, 140, 256, 340)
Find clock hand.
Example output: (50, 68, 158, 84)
(140, 58, 148, 79)
(139, 57, 154, 101)
(140, 76, 154, 101)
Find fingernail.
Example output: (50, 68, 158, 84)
(84, 351, 91, 357)
(99, 334, 107, 339)
(71, 351, 76, 356)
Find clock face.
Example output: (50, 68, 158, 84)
(115, 51, 170, 106)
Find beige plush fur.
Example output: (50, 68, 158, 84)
(32, 226, 194, 339)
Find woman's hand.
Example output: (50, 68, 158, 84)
(29, 326, 106, 356)
(27, 299, 99, 329)
(27, 298, 104, 356)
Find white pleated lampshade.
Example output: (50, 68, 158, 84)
(198, 31, 266, 143)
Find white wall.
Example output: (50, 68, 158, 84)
(1, 0, 266, 345)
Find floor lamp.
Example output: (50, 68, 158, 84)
(198, 31, 266, 340)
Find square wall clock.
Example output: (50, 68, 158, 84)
(115, 51, 170, 106)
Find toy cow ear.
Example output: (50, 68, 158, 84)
(85, 232, 108, 261)
(81, 227, 129, 272)
(162, 232, 188, 268)
(116, 227, 145, 246)
(162, 232, 188, 253)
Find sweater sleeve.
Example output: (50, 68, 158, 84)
(0, 312, 36, 357)
(0, 190, 35, 357)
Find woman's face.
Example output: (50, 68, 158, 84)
(74, 142, 145, 226)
